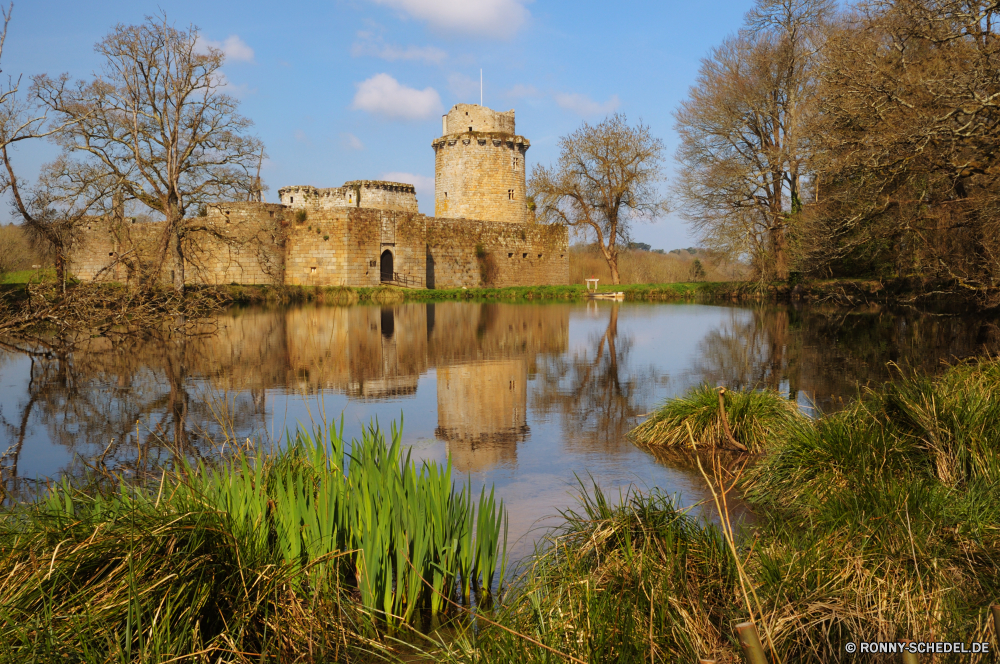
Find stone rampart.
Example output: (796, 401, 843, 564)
(68, 204, 286, 286)
(425, 218, 567, 289)
(278, 181, 418, 213)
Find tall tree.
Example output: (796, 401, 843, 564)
(0, 3, 82, 282)
(805, 0, 1000, 294)
(529, 114, 666, 285)
(674, 0, 832, 280)
(34, 14, 264, 292)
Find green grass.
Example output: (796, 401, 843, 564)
(449, 360, 1000, 663)
(0, 418, 508, 661)
(0, 267, 55, 284)
(630, 384, 806, 453)
(208, 282, 722, 305)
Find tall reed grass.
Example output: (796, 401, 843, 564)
(0, 419, 507, 661)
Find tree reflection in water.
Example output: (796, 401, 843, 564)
(692, 305, 1000, 414)
(0, 327, 268, 499)
(532, 304, 658, 453)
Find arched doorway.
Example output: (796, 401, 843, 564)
(380, 250, 393, 283)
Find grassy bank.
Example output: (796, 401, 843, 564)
(449, 361, 1000, 663)
(209, 282, 720, 306)
(0, 420, 507, 662)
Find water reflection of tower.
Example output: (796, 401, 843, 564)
(435, 359, 529, 473)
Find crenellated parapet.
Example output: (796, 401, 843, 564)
(278, 181, 418, 213)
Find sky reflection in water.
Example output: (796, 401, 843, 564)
(2, 301, 998, 559)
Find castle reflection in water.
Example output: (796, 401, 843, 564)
(206, 303, 568, 472)
(5, 301, 1000, 491)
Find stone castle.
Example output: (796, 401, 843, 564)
(69, 104, 569, 289)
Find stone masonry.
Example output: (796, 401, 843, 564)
(67, 104, 567, 289)
(433, 104, 529, 224)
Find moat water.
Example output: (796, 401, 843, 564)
(2, 301, 998, 558)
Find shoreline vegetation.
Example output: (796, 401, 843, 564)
(2, 358, 1000, 661)
(3, 272, 993, 311)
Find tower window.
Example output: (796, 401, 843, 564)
(522, 253, 528, 259)
(469, 126, 472, 132)
(290, 196, 294, 204)
(444, 191, 447, 198)
(513, 158, 519, 167)
(508, 189, 514, 200)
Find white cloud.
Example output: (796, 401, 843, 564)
(381, 171, 435, 198)
(351, 73, 443, 120)
(554, 92, 620, 117)
(196, 34, 255, 63)
(341, 133, 365, 150)
(368, 0, 529, 38)
(351, 31, 447, 64)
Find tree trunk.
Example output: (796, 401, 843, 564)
(609, 255, 621, 285)
(170, 229, 185, 293)
(771, 221, 789, 281)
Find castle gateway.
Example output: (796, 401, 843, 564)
(69, 104, 569, 290)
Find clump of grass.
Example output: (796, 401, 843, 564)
(459, 360, 1000, 663)
(0, 419, 508, 660)
(369, 285, 405, 304)
(445, 480, 742, 663)
(631, 384, 805, 453)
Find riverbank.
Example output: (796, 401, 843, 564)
(195, 276, 1000, 310)
(455, 359, 1000, 663)
(3, 357, 999, 662)
(1, 274, 990, 310)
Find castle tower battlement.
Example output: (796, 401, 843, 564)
(433, 104, 530, 224)
(278, 181, 418, 213)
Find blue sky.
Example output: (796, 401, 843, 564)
(7, 0, 755, 251)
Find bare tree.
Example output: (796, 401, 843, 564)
(34, 14, 265, 292)
(674, 0, 832, 280)
(529, 114, 666, 285)
(0, 3, 84, 276)
(805, 0, 1000, 296)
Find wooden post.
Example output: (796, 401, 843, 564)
(736, 622, 769, 664)
(992, 605, 1000, 647)
(899, 639, 919, 664)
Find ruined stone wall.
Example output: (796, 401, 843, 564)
(185, 203, 285, 285)
(443, 104, 516, 135)
(278, 181, 418, 214)
(425, 219, 568, 289)
(69, 200, 568, 289)
(68, 204, 285, 286)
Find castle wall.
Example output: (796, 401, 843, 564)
(186, 204, 286, 285)
(68, 205, 285, 286)
(278, 181, 418, 214)
(425, 218, 568, 289)
(68, 205, 568, 290)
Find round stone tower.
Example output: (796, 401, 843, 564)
(432, 104, 530, 224)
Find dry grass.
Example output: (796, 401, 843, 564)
(448, 360, 1000, 663)
(630, 385, 806, 453)
(569, 245, 745, 285)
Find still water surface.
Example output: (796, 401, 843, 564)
(2, 301, 997, 557)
